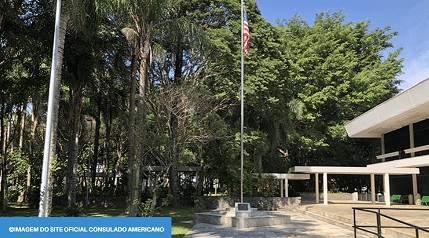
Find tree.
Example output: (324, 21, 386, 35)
(0, 0, 31, 211)
(101, 0, 178, 215)
(186, 0, 289, 195)
(38, 0, 96, 216)
(0, 0, 406, 209)
(278, 12, 402, 189)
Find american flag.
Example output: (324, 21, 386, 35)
(243, 7, 250, 56)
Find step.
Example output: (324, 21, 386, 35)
(295, 208, 359, 233)
(295, 207, 416, 238)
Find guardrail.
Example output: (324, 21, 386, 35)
(352, 207, 429, 238)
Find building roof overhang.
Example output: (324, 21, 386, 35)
(258, 173, 310, 180)
(290, 166, 419, 175)
(367, 154, 429, 168)
(345, 77, 429, 138)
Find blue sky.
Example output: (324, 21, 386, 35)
(255, 0, 429, 90)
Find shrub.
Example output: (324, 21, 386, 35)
(26, 186, 40, 209)
(7, 185, 21, 202)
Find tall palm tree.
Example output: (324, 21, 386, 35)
(101, 0, 175, 216)
(40, 0, 93, 216)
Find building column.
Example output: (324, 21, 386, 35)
(285, 179, 289, 197)
(381, 134, 386, 162)
(410, 123, 418, 204)
(323, 172, 328, 205)
(412, 174, 418, 203)
(370, 174, 376, 204)
(280, 179, 284, 197)
(315, 173, 319, 204)
(409, 124, 415, 157)
(384, 173, 391, 206)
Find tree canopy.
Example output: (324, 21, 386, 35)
(0, 0, 403, 213)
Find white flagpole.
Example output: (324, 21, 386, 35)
(38, 0, 62, 217)
(240, 0, 245, 203)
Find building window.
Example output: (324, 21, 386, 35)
(414, 118, 429, 147)
(384, 126, 410, 156)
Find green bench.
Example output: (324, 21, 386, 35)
(391, 194, 402, 203)
(422, 196, 429, 205)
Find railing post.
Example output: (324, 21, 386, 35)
(352, 207, 427, 238)
(377, 208, 382, 237)
(353, 208, 357, 238)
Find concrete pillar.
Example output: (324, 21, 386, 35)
(409, 124, 415, 157)
(285, 179, 289, 197)
(407, 124, 415, 207)
(381, 134, 386, 162)
(315, 173, 319, 204)
(412, 174, 418, 199)
(371, 174, 376, 204)
(323, 172, 328, 205)
(384, 173, 391, 206)
(280, 179, 284, 197)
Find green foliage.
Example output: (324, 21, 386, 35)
(278, 11, 402, 169)
(26, 186, 40, 209)
(139, 194, 172, 217)
(7, 185, 21, 203)
(0, 0, 404, 206)
(7, 151, 29, 183)
(65, 203, 83, 217)
(257, 178, 276, 197)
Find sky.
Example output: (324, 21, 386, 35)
(255, 0, 429, 90)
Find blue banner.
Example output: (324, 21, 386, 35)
(0, 217, 171, 238)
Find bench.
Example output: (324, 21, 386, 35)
(422, 196, 429, 205)
(391, 194, 402, 203)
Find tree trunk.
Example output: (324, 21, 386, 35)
(127, 21, 152, 216)
(0, 5, 4, 36)
(169, 93, 181, 207)
(127, 51, 138, 216)
(91, 100, 101, 188)
(170, 13, 186, 206)
(67, 84, 83, 209)
(169, 110, 181, 207)
(169, 162, 180, 207)
(173, 3, 185, 85)
(43, 14, 68, 217)
(5, 117, 11, 152)
(148, 181, 160, 216)
(18, 102, 26, 150)
(174, 42, 183, 84)
(0, 152, 7, 211)
(26, 98, 39, 196)
(128, 25, 152, 216)
(196, 149, 205, 196)
(105, 103, 112, 187)
(0, 101, 7, 211)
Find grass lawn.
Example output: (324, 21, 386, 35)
(156, 206, 197, 238)
(0, 204, 197, 238)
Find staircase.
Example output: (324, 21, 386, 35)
(295, 205, 420, 238)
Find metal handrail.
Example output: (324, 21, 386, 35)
(352, 207, 429, 238)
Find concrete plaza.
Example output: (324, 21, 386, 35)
(185, 201, 429, 238)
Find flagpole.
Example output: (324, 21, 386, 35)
(240, 0, 245, 203)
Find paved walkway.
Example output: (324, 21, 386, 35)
(302, 201, 429, 237)
(184, 210, 366, 238)
(185, 201, 429, 238)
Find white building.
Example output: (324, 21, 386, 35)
(345, 77, 429, 203)
(291, 78, 429, 205)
